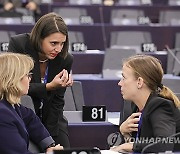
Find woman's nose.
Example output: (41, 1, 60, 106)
(54, 44, 63, 52)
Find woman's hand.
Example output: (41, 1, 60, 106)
(4, 2, 13, 11)
(46, 69, 73, 90)
(110, 142, 133, 153)
(120, 112, 141, 136)
(46, 144, 63, 153)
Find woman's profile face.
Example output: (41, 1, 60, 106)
(118, 65, 138, 101)
(41, 32, 66, 59)
(20, 73, 31, 95)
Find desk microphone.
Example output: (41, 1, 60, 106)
(141, 132, 180, 154)
(165, 45, 180, 75)
(165, 45, 180, 65)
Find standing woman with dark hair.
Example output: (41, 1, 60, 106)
(8, 12, 73, 148)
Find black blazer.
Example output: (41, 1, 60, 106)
(8, 33, 73, 136)
(132, 93, 180, 152)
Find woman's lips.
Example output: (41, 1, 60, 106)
(50, 53, 58, 58)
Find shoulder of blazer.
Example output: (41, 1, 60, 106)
(66, 53, 74, 62)
(10, 33, 30, 52)
(144, 94, 175, 115)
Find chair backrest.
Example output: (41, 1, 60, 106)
(68, 31, 84, 52)
(168, 33, 180, 75)
(53, 7, 87, 25)
(159, 10, 180, 25)
(20, 95, 35, 112)
(0, 30, 16, 52)
(162, 75, 180, 99)
(102, 48, 136, 79)
(168, 0, 180, 6)
(111, 9, 144, 25)
(175, 32, 180, 49)
(69, 0, 91, 5)
(166, 33, 180, 75)
(64, 81, 85, 111)
(0, 17, 21, 24)
(110, 31, 152, 53)
(118, 0, 141, 5)
(0, 8, 34, 24)
(64, 86, 76, 111)
(118, 0, 152, 5)
(20, 95, 41, 153)
(173, 50, 180, 76)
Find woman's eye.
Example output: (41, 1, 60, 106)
(51, 42, 56, 46)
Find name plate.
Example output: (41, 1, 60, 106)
(1, 42, 9, 52)
(91, 0, 102, 4)
(82, 105, 106, 122)
(71, 42, 87, 52)
(21, 15, 35, 24)
(137, 16, 151, 25)
(141, 43, 157, 52)
(80, 15, 94, 25)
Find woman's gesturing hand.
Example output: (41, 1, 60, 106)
(46, 69, 73, 90)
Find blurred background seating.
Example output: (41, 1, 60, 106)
(0, 30, 16, 52)
(111, 9, 146, 25)
(159, 10, 180, 25)
(109, 31, 152, 53)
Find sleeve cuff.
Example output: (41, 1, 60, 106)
(39, 136, 55, 150)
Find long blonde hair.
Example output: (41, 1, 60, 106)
(123, 54, 180, 107)
(0, 52, 34, 104)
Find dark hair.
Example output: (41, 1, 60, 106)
(30, 12, 69, 58)
(123, 54, 180, 107)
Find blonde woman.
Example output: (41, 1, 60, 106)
(0, 52, 63, 153)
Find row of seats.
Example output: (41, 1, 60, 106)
(52, 7, 180, 26)
(1, 4, 180, 25)
(2, 29, 180, 52)
(49, 0, 180, 6)
(21, 76, 180, 113)
(1, 30, 180, 74)
(40, 4, 180, 25)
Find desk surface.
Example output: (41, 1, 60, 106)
(73, 74, 180, 112)
(74, 76, 123, 112)
(64, 111, 120, 149)
(72, 51, 168, 74)
(1, 24, 180, 51)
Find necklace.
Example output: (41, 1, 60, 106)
(39, 59, 48, 63)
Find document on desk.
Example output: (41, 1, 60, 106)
(107, 112, 120, 126)
(101, 150, 120, 154)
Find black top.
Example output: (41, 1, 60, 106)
(131, 93, 180, 152)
